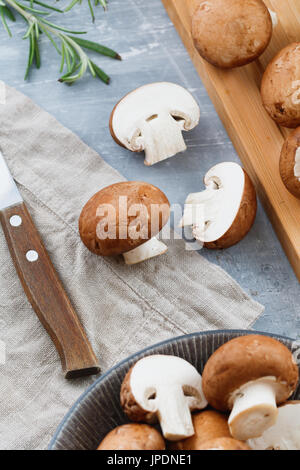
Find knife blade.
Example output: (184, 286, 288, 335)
(0, 150, 100, 379)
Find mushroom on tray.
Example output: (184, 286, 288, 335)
(170, 410, 231, 450)
(261, 43, 300, 128)
(120, 355, 208, 441)
(79, 181, 170, 265)
(248, 401, 300, 450)
(97, 423, 165, 450)
(279, 127, 300, 199)
(109, 82, 200, 166)
(190, 0, 276, 69)
(179, 162, 257, 249)
(202, 335, 299, 441)
(198, 437, 251, 450)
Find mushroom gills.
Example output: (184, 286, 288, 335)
(123, 237, 168, 265)
(294, 148, 300, 182)
(136, 111, 188, 166)
(228, 377, 279, 441)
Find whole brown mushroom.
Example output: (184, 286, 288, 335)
(279, 127, 300, 199)
(202, 335, 299, 441)
(198, 437, 251, 450)
(79, 181, 170, 265)
(170, 410, 231, 450)
(261, 43, 300, 128)
(191, 0, 274, 69)
(97, 423, 165, 450)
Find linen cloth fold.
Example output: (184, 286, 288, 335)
(0, 84, 263, 450)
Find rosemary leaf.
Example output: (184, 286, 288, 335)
(90, 60, 110, 84)
(24, 30, 35, 79)
(34, 35, 40, 68)
(0, 6, 12, 36)
(68, 35, 121, 60)
(2, 5, 15, 21)
(39, 17, 86, 34)
(22, 0, 63, 13)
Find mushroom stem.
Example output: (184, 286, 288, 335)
(123, 237, 168, 265)
(136, 112, 187, 166)
(228, 379, 278, 440)
(157, 385, 195, 441)
(179, 181, 218, 228)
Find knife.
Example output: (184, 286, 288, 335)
(0, 150, 100, 379)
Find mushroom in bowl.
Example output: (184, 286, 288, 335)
(261, 43, 300, 128)
(247, 401, 300, 450)
(179, 162, 257, 249)
(120, 355, 208, 441)
(279, 127, 300, 199)
(97, 423, 165, 450)
(202, 335, 299, 441)
(170, 410, 231, 450)
(109, 82, 200, 166)
(190, 0, 275, 69)
(79, 181, 170, 265)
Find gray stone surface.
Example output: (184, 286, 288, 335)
(0, 0, 299, 339)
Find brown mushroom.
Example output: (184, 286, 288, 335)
(191, 0, 273, 69)
(79, 181, 170, 264)
(169, 410, 231, 450)
(261, 43, 300, 128)
(97, 423, 165, 450)
(202, 335, 299, 441)
(120, 355, 208, 441)
(198, 437, 251, 450)
(179, 162, 257, 249)
(279, 127, 300, 199)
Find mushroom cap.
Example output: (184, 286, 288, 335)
(202, 335, 299, 411)
(198, 437, 251, 450)
(109, 82, 200, 151)
(170, 410, 230, 450)
(279, 127, 300, 199)
(97, 423, 165, 450)
(79, 182, 170, 256)
(191, 0, 272, 69)
(261, 43, 300, 128)
(247, 401, 300, 450)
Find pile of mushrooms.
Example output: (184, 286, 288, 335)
(189, 0, 277, 69)
(79, 181, 170, 265)
(97, 335, 299, 450)
(110, 82, 200, 166)
(179, 162, 257, 249)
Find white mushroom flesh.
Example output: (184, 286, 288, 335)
(228, 377, 285, 441)
(123, 237, 167, 265)
(179, 162, 245, 243)
(129, 355, 207, 440)
(268, 9, 278, 28)
(112, 82, 200, 166)
(294, 147, 300, 182)
(247, 402, 300, 450)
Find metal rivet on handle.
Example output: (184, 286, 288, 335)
(26, 250, 39, 262)
(10, 215, 22, 227)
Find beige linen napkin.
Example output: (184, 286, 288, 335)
(0, 84, 263, 450)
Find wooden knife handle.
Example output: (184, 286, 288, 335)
(0, 202, 100, 379)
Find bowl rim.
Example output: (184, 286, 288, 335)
(48, 328, 296, 450)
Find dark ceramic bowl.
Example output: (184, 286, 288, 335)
(49, 329, 300, 450)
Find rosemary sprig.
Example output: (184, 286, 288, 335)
(1, 0, 120, 85)
(65, 0, 107, 22)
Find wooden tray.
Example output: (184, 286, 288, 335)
(162, 0, 300, 281)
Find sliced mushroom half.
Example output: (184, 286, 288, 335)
(110, 82, 200, 166)
(179, 162, 257, 249)
(120, 354, 208, 441)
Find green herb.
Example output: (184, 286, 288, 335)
(65, 0, 107, 22)
(1, 0, 120, 84)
